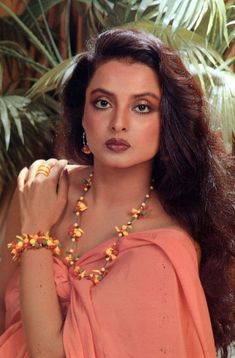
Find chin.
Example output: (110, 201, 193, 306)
(95, 155, 154, 170)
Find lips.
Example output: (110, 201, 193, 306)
(105, 138, 131, 152)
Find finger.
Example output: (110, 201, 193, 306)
(17, 167, 29, 192)
(27, 159, 46, 184)
(35, 158, 59, 181)
(27, 158, 58, 184)
(47, 159, 68, 182)
(57, 167, 69, 205)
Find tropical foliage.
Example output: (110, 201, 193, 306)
(0, 0, 234, 194)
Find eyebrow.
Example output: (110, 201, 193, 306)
(90, 88, 160, 101)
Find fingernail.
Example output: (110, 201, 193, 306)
(63, 168, 68, 177)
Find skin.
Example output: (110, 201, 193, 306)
(0, 59, 179, 357)
(83, 59, 162, 170)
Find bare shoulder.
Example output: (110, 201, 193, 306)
(60, 164, 93, 211)
(66, 164, 92, 184)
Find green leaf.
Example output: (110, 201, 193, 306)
(189, 64, 235, 151)
(0, 97, 11, 149)
(153, 0, 229, 46)
(6, 102, 24, 144)
(28, 54, 83, 99)
(0, 2, 58, 67)
(20, 0, 64, 27)
(135, 0, 159, 21)
(0, 45, 48, 74)
(121, 20, 225, 70)
(0, 63, 2, 93)
(36, 0, 63, 62)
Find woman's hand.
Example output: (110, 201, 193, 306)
(17, 158, 69, 234)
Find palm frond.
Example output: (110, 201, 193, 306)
(65, 0, 72, 58)
(0, 112, 55, 192)
(28, 54, 83, 99)
(0, 42, 48, 74)
(154, 0, 228, 45)
(0, 62, 2, 93)
(0, 96, 11, 149)
(188, 64, 235, 151)
(121, 21, 228, 88)
(20, 0, 64, 27)
(37, 0, 63, 62)
(0, 2, 58, 67)
(20, 0, 57, 57)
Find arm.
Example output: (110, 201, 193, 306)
(20, 249, 65, 358)
(0, 188, 21, 334)
(17, 159, 68, 358)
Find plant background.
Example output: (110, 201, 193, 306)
(0, 0, 234, 240)
(0, 2, 234, 355)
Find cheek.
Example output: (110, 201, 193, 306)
(82, 105, 91, 130)
(139, 119, 161, 153)
(82, 109, 106, 146)
(82, 105, 105, 132)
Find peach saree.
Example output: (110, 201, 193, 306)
(0, 228, 216, 357)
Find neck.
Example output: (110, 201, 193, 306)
(89, 160, 153, 208)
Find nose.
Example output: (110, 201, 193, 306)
(110, 108, 128, 133)
(111, 124, 126, 132)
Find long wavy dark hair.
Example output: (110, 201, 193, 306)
(56, 28, 235, 356)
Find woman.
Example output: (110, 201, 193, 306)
(0, 28, 234, 358)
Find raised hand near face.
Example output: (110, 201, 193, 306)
(17, 159, 69, 234)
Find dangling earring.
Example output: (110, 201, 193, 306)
(82, 131, 91, 154)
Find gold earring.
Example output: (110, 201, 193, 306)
(82, 131, 91, 154)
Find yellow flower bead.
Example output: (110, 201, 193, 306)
(131, 208, 138, 214)
(74, 227, 84, 237)
(54, 247, 61, 256)
(76, 201, 88, 212)
(29, 238, 36, 245)
(16, 241, 23, 249)
(106, 248, 113, 255)
(79, 270, 86, 279)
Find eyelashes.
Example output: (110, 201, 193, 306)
(134, 104, 152, 113)
(93, 99, 111, 109)
(92, 98, 154, 114)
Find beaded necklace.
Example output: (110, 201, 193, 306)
(64, 173, 154, 284)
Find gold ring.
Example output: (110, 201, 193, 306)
(36, 164, 51, 177)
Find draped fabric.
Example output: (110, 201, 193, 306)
(0, 228, 216, 357)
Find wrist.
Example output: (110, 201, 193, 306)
(7, 232, 61, 262)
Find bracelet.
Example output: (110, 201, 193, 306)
(7, 231, 61, 262)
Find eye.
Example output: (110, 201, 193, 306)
(134, 104, 151, 113)
(93, 99, 111, 109)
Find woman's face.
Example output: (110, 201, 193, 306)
(82, 59, 161, 169)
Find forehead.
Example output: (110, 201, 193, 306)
(86, 59, 161, 96)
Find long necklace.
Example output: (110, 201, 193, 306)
(64, 173, 154, 284)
